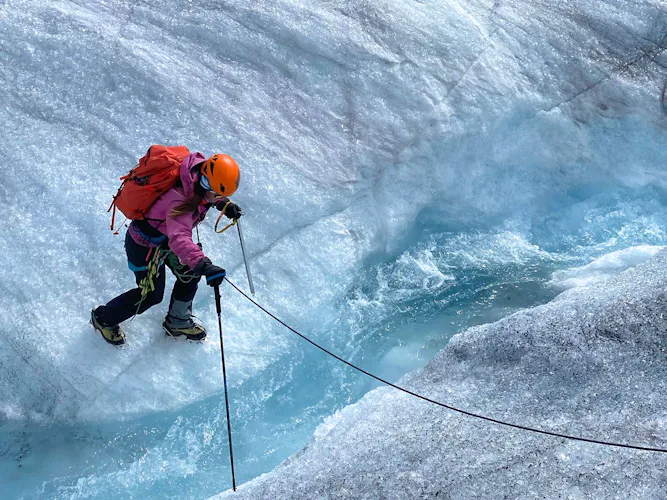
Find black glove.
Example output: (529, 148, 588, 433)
(195, 258, 226, 287)
(215, 199, 243, 220)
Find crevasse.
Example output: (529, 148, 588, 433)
(1, 0, 666, 498)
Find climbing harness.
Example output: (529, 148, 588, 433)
(223, 277, 667, 455)
(134, 247, 197, 316)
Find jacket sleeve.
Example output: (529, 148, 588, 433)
(164, 200, 207, 270)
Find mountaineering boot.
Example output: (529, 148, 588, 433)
(90, 308, 126, 346)
(163, 318, 207, 341)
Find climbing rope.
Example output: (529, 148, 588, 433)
(165, 251, 198, 283)
(224, 277, 667, 454)
(135, 247, 167, 315)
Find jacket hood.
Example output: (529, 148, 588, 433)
(180, 152, 207, 200)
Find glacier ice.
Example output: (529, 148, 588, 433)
(0, 0, 666, 497)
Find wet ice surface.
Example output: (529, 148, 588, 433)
(217, 250, 667, 499)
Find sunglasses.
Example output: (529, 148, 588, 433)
(201, 175, 226, 202)
(200, 174, 212, 191)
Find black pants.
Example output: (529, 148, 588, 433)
(96, 232, 201, 327)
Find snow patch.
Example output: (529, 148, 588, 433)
(550, 245, 664, 289)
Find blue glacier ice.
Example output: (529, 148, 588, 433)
(0, 0, 666, 498)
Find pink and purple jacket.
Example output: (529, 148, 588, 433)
(128, 152, 210, 270)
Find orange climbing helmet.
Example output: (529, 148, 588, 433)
(200, 154, 240, 196)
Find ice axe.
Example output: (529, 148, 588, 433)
(235, 219, 255, 296)
(214, 210, 255, 296)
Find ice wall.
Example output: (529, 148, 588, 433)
(1, 0, 666, 423)
(214, 252, 667, 499)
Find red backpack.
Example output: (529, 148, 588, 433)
(109, 145, 190, 232)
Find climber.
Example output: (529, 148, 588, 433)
(91, 148, 243, 345)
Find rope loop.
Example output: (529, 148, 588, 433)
(215, 206, 238, 234)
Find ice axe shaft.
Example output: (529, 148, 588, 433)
(236, 219, 255, 296)
(214, 285, 237, 491)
